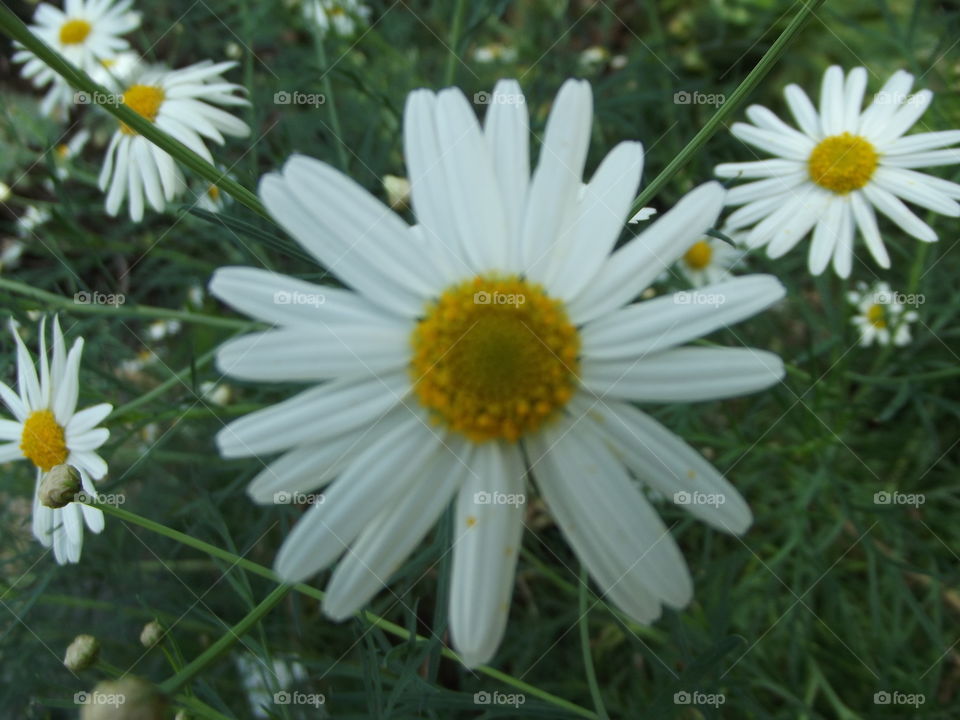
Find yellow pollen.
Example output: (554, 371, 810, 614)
(20, 409, 68, 472)
(120, 85, 166, 135)
(866, 304, 886, 329)
(59, 19, 92, 45)
(207, 184, 221, 201)
(808, 133, 878, 194)
(411, 275, 580, 443)
(683, 240, 713, 270)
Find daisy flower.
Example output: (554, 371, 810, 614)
(675, 236, 743, 287)
(303, 0, 371, 36)
(716, 66, 960, 277)
(847, 281, 918, 347)
(13, 0, 141, 119)
(15, 205, 52, 237)
(98, 61, 250, 221)
(211, 79, 786, 668)
(0, 317, 112, 564)
(52, 128, 90, 180)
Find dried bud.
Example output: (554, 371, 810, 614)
(79, 677, 167, 720)
(39, 464, 82, 509)
(139, 620, 164, 648)
(64, 634, 99, 671)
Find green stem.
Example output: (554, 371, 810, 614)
(312, 31, 349, 172)
(89, 502, 597, 719)
(578, 567, 610, 720)
(629, 0, 827, 213)
(444, 0, 467, 86)
(0, 277, 250, 330)
(0, 5, 266, 218)
(174, 693, 236, 720)
(159, 584, 291, 694)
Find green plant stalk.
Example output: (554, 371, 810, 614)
(444, 0, 467, 86)
(89, 501, 598, 719)
(312, 30, 349, 172)
(578, 567, 610, 720)
(0, 5, 266, 218)
(630, 0, 827, 213)
(0, 277, 250, 330)
(159, 584, 291, 694)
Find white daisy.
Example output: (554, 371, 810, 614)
(98, 60, 250, 221)
(303, 0, 371, 36)
(53, 128, 90, 179)
(716, 66, 960, 278)
(675, 236, 743, 287)
(211, 79, 786, 668)
(13, 0, 141, 119)
(0, 317, 112, 564)
(847, 281, 918, 347)
(15, 205, 52, 237)
(192, 169, 234, 214)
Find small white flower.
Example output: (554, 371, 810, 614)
(0, 317, 112, 564)
(579, 46, 610, 69)
(15, 206, 52, 237)
(53, 128, 90, 179)
(675, 236, 743, 287)
(303, 0, 371, 36)
(717, 66, 960, 277)
(0, 240, 25, 272)
(211, 79, 786, 668)
(200, 381, 232, 406)
(192, 169, 233, 214)
(13, 0, 141, 119)
(847, 281, 918, 347)
(472, 42, 518, 64)
(146, 319, 181, 341)
(98, 60, 250, 221)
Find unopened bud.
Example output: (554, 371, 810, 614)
(139, 620, 164, 648)
(39, 464, 82, 508)
(383, 174, 411, 210)
(64, 634, 99, 671)
(80, 677, 167, 720)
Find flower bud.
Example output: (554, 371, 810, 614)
(39, 464, 83, 509)
(139, 620, 164, 648)
(383, 175, 411, 210)
(79, 677, 167, 720)
(64, 634, 99, 671)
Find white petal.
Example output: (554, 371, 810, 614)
(784, 84, 822, 139)
(870, 90, 932, 146)
(807, 197, 843, 276)
(842, 67, 867, 133)
(0, 381, 27, 421)
(714, 159, 803, 180)
(859, 70, 914, 138)
(884, 130, 960, 155)
(818, 66, 845, 136)
(745, 105, 811, 147)
(0, 418, 22, 441)
(0, 442, 24, 462)
(484, 79, 529, 264)
(65, 403, 112, 436)
(881, 149, 960, 168)
(861, 183, 937, 242)
(67, 427, 109, 452)
(730, 122, 813, 160)
(52, 337, 83, 425)
(725, 173, 808, 206)
(831, 198, 855, 279)
(11, 322, 41, 412)
(849, 190, 891, 268)
(871, 167, 960, 216)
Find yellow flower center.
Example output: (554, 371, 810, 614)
(866, 304, 886, 329)
(683, 240, 713, 270)
(20, 409, 68, 472)
(56, 144, 70, 159)
(411, 276, 580, 442)
(207, 184, 221, 201)
(120, 85, 166, 135)
(808, 133, 879, 194)
(59, 19, 92, 45)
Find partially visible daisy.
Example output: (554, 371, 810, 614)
(579, 46, 610, 70)
(53, 129, 90, 179)
(847, 281, 918, 346)
(0, 317, 112, 564)
(676, 236, 743, 287)
(15, 205, 52, 237)
(193, 169, 234, 214)
(211, 79, 786, 667)
(89, 50, 143, 90)
(0, 240, 26, 273)
(98, 61, 250, 221)
(716, 66, 960, 277)
(303, 0, 371, 36)
(472, 42, 518, 64)
(13, 0, 141, 119)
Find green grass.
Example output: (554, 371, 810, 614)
(2, 0, 960, 718)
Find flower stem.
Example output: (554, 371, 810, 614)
(0, 5, 266, 218)
(89, 501, 599, 719)
(312, 29, 350, 172)
(629, 0, 827, 213)
(444, 0, 467, 86)
(579, 566, 610, 720)
(158, 584, 291, 695)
